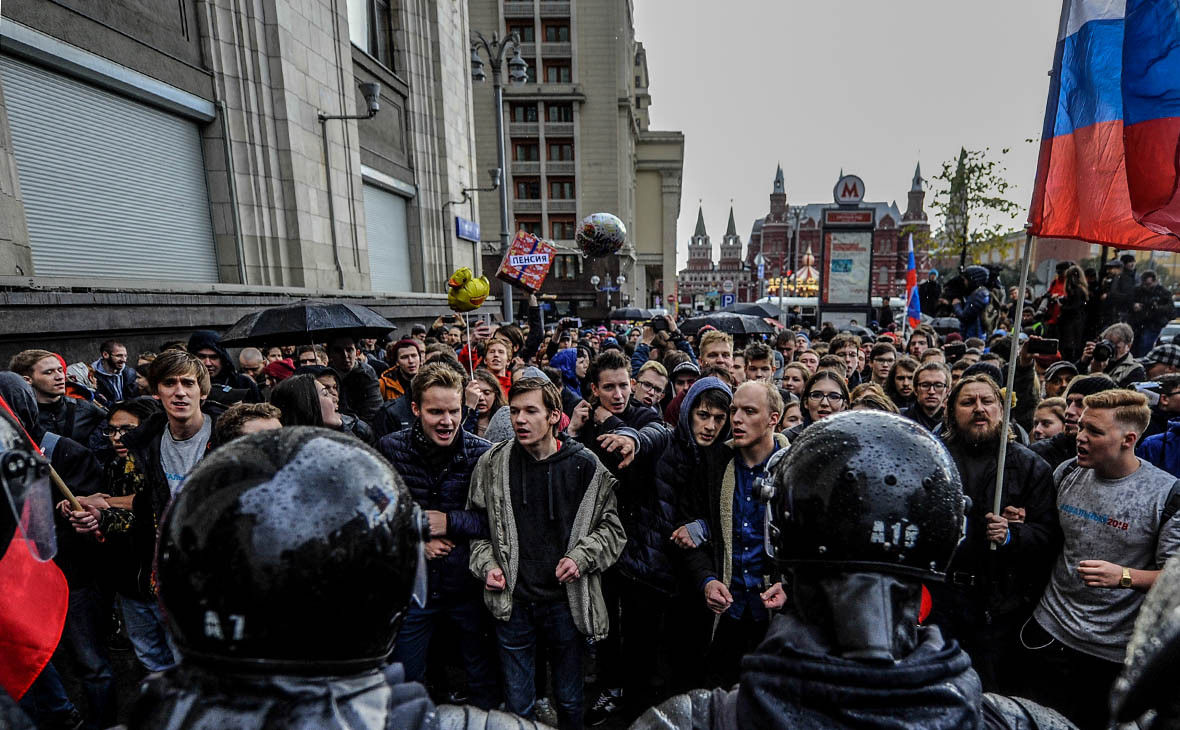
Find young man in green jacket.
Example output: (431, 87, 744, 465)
(468, 376, 625, 730)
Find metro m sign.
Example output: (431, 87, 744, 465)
(833, 174, 865, 205)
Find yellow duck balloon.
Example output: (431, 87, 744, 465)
(447, 267, 490, 312)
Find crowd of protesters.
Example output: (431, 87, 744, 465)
(6, 260, 1180, 730)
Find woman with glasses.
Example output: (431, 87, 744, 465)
(784, 370, 850, 441)
(93, 397, 178, 673)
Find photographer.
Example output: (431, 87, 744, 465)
(1131, 270, 1174, 357)
(632, 314, 695, 377)
(1080, 323, 1145, 388)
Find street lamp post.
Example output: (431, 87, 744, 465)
(471, 31, 528, 323)
(590, 273, 627, 311)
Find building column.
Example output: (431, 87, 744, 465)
(0, 78, 32, 276)
(660, 171, 681, 311)
(196, 0, 370, 291)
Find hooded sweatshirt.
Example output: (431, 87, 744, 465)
(187, 330, 261, 402)
(549, 348, 583, 414)
(664, 378, 733, 546)
(1137, 418, 1180, 478)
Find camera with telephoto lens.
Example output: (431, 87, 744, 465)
(1092, 339, 1116, 362)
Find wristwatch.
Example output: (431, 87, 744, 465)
(1120, 566, 1133, 588)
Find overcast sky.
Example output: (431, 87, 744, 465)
(632, 1, 1063, 267)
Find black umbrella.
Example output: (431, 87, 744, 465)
(219, 301, 398, 347)
(608, 307, 651, 321)
(680, 311, 776, 336)
(723, 301, 783, 319)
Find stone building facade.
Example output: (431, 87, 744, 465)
(742, 164, 931, 302)
(471, 0, 683, 320)
(0, 0, 490, 362)
(677, 206, 753, 310)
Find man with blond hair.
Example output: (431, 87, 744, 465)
(697, 330, 734, 376)
(1023, 389, 1180, 726)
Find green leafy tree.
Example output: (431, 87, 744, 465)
(929, 147, 1023, 272)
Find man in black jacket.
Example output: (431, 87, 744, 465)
(377, 363, 497, 709)
(1130, 269, 1174, 356)
(567, 349, 673, 721)
(328, 335, 383, 423)
(679, 380, 789, 689)
(903, 361, 950, 431)
(633, 410, 1074, 730)
(935, 374, 1061, 695)
(187, 330, 261, 403)
(10, 349, 107, 448)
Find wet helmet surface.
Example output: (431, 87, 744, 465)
(575, 213, 627, 258)
(1110, 555, 1180, 727)
(156, 427, 420, 673)
(769, 410, 965, 582)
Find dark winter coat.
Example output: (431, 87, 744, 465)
(631, 611, 1070, 730)
(919, 278, 942, 315)
(337, 363, 383, 424)
(570, 399, 674, 592)
(378, 424, 491, 599)
(129, 662, 544, 729)
(1133, 282, 1175, 331)
(550, 348, 583, 406)
(954, 286, 991, 339)
(1138, 418, 1180, 478)
(1056, 286, 1087, 356)
(933, 437, 1061, 645)
(36, 396, 107, 447)
(122, 407, 219, 597)
(1029, 430, 1076, 471)
(902, 403, 944, 432)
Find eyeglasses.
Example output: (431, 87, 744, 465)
(872, 357, 896, 365)
(916, 381, 948, 391)
(635, 380, 664, 393)
(807, 391, 847, 403)
(102, 425, 136, 438)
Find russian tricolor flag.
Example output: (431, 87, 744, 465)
(1028, 0, 1180, 249)
(905, 234, 921, 329)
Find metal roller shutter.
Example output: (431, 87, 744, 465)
(0, 55, 218, 282)
(363, 182, 413, 292)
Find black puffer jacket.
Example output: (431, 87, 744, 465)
(1029, 430, 1075, 471)
(570, 399, 673, 592)
(632, 612, 1074, 730)
(377, 423, 491, 598)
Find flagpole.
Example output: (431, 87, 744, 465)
(991, 230, 1036, 550)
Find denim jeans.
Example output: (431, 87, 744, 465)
(119, 595, 176, 672)
(496, 599, 585, 730)
(59, 584, 115, 729)
(18, 662, 76, 725)
(391, 593, 499, 709)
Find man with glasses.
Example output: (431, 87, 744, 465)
(867, 343, 897, 387)
(632, 361, 669, 410)
(295, 345, 327, 367)
(903, 362, 950, 431)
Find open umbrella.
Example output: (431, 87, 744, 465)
(680, 312, 776, 336)
(723, 301, 783, 319)
(219, 301, 397, 347)
(608, 307, 651, 321)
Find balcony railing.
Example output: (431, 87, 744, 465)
(513, 199, 542, 213)
(548, 200, 577, 214)
(508, 122, 539, 137)
(503, 2, 535, 19)
(544, 122, 574, 136)
(546, 161, 575, 174)
(512, 161, 540, 174)
(540, 41, 572, 56)
(517, 42, 536, 57)
(539, 2, 570, 17)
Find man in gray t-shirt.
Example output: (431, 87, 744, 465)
(1021, 390, 1180, 729)
(162, 415, 213, 496)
